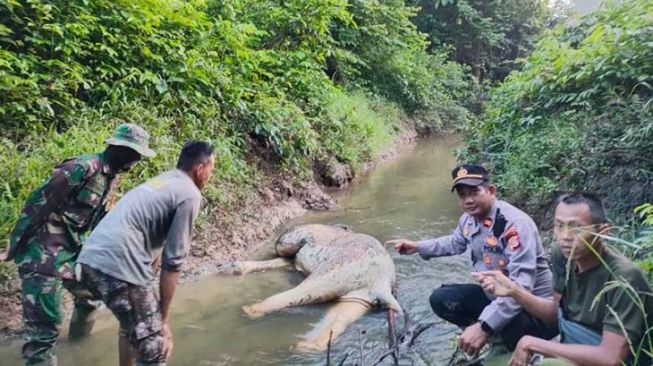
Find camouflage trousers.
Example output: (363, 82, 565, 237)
(19, 268, 101, 366)
(79, 264, 165, 366)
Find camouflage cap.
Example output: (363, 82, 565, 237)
(105, 123, 155, 157)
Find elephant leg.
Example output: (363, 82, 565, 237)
(230, 258, 293, 275)
(242, 280, 335, 319)
(296, 300, 371, 351)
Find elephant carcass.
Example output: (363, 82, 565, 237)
(231, 224, 401, 350)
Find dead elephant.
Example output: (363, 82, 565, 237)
(231, 224, 402, 350)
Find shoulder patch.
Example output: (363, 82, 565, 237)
(144, 177, 167, 190)
(504, 225, 519, 239)
(508, 235, 521, 251)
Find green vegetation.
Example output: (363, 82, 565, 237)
(461, 0, 653, 218)
(628, 203, 653, 281)
(323, 90, 402, 168)
(409, 0, 551, 82)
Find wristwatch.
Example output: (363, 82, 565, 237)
(480, 320, 494, 335)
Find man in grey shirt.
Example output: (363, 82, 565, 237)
(78, 140, 215, 366)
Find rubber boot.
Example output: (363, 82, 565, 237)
(68, 301, 102, 340)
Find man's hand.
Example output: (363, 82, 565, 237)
(386, 239, 418, 255)
(458, 322, 489, 355)
(509, 335, 536, 366)
(162, 322, 174, 360)
(152, 254, 162, 274)
(471, 271, 516, 297)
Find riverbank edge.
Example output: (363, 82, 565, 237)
(0, 121, 423, 341)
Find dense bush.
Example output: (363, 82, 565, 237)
(461, 0, 653, 217)
(327, 0, 475, 126)
(629, 203, 653, 282)
(409, 0, 551, 82)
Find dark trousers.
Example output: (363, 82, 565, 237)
(429, 284, 557, 351)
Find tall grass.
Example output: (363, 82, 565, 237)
(322, 90, 403, 169)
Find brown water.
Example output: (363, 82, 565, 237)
(1, 136, 478, 365)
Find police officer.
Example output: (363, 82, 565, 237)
(388, 164, 556, 356)
(0, 123, 155, 366)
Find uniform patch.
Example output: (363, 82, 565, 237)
(504, 226, 518, 239)
(145, 177, 167, 190)
(483, 253, 492, 265)
(486, 235, 499, 247)
(508, 235, 521, 250)
(498, 258, 507, 269)
(483, 217, 493, 228)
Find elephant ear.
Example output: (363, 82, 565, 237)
(275, 230, 314, 257)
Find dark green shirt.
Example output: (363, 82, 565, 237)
(552, 244, 653, 349)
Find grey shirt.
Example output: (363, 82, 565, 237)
(78, 169, 202, 286)
(417, 199, 553, 332)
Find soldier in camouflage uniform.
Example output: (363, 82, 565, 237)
(1, 123, 155, 366)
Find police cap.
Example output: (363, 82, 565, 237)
(451, 164, 490, 192)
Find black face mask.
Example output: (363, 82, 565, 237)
(105, 146, 142, 174)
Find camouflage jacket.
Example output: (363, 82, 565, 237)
(8, 153, 119, 279)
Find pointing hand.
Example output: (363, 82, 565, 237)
(386, 239, 419, 255)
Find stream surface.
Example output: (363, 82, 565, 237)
(1, 136, 491, 365)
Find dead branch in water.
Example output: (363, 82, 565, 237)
(338, 352, 350, 366)
(325, 306, 442, 366)
(387, 309, 398, 364)
(327, 330, 333, 366)
(358, 328, 367, 366)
